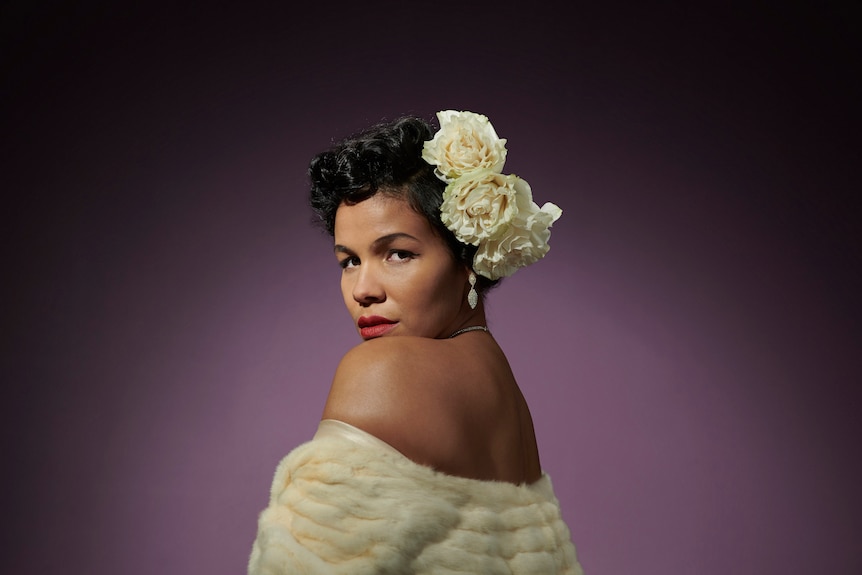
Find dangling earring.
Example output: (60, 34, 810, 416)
(467, 271, 478, 310)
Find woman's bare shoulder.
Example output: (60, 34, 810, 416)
(323, 337, 454, 421)
(332, 336, 454, 385)
(321, 337, 493, 471)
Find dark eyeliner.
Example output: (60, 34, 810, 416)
(338, 256, 358, 269)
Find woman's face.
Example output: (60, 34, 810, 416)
(334, 193, 468, 340)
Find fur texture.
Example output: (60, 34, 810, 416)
(248, 433, 584, 574)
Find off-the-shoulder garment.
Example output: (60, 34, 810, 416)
(248, 419, 584, 574)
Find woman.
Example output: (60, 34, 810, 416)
(248, 111, 584, 574)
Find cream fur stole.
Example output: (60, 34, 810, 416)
(248, 432, 584, 574)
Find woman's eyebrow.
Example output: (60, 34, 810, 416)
(334, 233, 420, 254)
(371, 232, 420, 249)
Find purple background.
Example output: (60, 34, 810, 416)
(3, 3, 860, 573)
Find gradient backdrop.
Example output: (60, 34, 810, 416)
(3, 2, 860, 574)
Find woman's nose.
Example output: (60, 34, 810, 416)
(352, 265, 385, 305)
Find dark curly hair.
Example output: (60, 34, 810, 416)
(308, 116, 499, 293)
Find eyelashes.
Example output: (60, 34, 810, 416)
(387, 250, 416, 262)
(338, 256, 359, 269)
(338, 250, 417, 270)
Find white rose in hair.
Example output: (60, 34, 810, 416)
(472, 190, 562, 280)
(440, 170, 523, 246)
(422, 110, 508, 182)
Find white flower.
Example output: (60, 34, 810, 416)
(440, 170, 523, 246)
(422, 110, 508, 182)
(472, 189, 562, 280)
(424, 108, 563, 280)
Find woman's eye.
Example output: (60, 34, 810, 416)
(339, 257, 359, 269)
(388, 250, 414, 262)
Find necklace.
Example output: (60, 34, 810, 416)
(447, 325, 489, 338)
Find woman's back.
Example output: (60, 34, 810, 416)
(322, 331, 543, 484)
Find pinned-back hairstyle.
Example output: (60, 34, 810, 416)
(308, 116, 499, 293)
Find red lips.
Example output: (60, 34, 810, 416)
(358, 315, 397, 339)
(358, 315, 395, 328)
